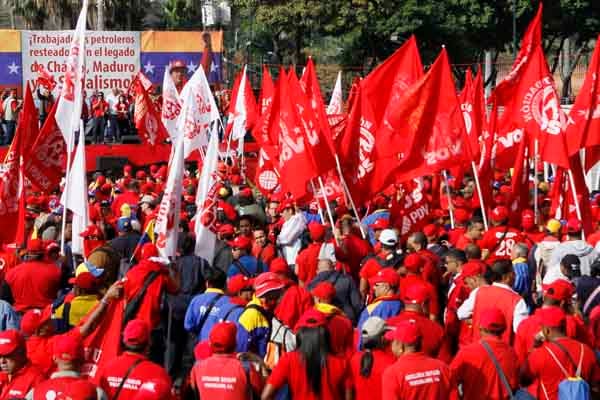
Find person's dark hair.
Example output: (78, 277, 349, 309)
(445, 248, 467, 264)
(359, 335, 385, 378)
(205, 268, 226, 290)
(410, 232, 427, 249)
(181, 234, 196, 255)
(296, 326, 330, 395)
(123, 342, 146, 353)
(488, 259, 513, 283)
(591, 259, 600, 277)
(464, 243, 482, 260)
(467, 216, 484, 229)
(126, 180, 139, 191)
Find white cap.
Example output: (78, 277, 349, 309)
(379, 229, 398, 246)
(318, 242, 337, 263)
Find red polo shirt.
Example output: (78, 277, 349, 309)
(191, 354, 263, 400)
(274, 283, 313, 330)
(450, 336, 518, 400)
(382, 352, 452, 400)
(267, 351, 349, 400)
(349, 349, 395, 400)
(5, 260, 61, 312)
(398, 274, 440, 318)
(296, 242, 322, 284)
(479, 226, 523, 263)
(0, 363, 45, 400)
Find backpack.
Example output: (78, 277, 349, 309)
(543, 342, 590, 400)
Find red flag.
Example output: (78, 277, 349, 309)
(253, 66, 277, 146)
(23, 101, 66, 192)
(566, 34, 600, 156)
(494, 3, 570, 168)
(370, 48, 472, 192)
(0, 84, 37, 244)
(80, 299, 124, 381)
(338, 36, 423, 202)
(225, 66, 258, 141)
(459, 67, 485, 161)
(132, 74, 169, 147)
(509, 135, 530, 220)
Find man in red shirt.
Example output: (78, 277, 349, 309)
(455, 218, 485, 250)
(450, 308, 519, 400)
(382, 321, 452, 400)
(5, 239, 61, 313)
(97, 319, 172, 399)
(521, 307, 600, 399)
(91, 91, 109, 144)
(399, 253, 440, 320)
(296, 222, 327, 286)
(447, 208, 471, 247)
(190, 322, 264, 399)
(251, 227, 276, 268)
(521, 209, 545, 246)
(272, 258, 313, 329)
(0, 330, 44, 400)
(407, 232, 441, 288)
(480, 206, 523, 263)
(359, 229, 403, 299)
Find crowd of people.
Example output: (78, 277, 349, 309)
(0, 155, 598, 400)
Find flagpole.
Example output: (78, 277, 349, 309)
(471, 161, 489, 231)
(60, 123, 76, 256)
(442, 170, 455, 229)
(309, 179, 325, 223)
(568, 169, 585, 239)
(533, 138, 539, 224)
(334, 155, 366, 239)
(318, 176, 340, 246)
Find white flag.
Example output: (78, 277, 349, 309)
(194, 131, 220, 261)
(327, 71, 343, 115)
(178, 66, 220, 158)
(60, 124, 89, 255)
(154, 137, 185, 259)
(56, 0, 87, 151)
(161, 65, 182, 141)
(231, 65, 249, 141)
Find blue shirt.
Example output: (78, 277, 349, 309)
(227, 255, 266, 278)
(184, 289, 232, 341)
(357, 297, 403, 349)
(0, 300, 18, 331)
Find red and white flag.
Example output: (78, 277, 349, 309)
(194, 132, 220, 261)
(255, 146, 280, 195)
(371, 48, 471, 192)
(55, 0, 87, 151)
(226, 65, 258, 141)
(327, 71, 343, 115)
(132, 73, 168, 147)
(155, 137, 185, 259)
(178, 66, 220, 158)
(161, 65, 183, 141)
(253, 66, 277, 146)
(459, 68, 485, 161)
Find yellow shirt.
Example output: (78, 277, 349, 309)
(53, 294, 99, 327)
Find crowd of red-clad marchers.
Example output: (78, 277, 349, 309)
(0, 158, 598, 400)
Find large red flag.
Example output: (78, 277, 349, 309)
(370, 48, 472, 192)
(132, 73, 169, 148)
(253, 66, 277, 146)
(225, 66, 258, 140)
(565, 34, 600, 157)
(338, 36, 423, 202)
(459, 67, 485, 162)
(24, 101, 66, 192)
(494, 3, 570, 169)
(0, 84, 37, 244)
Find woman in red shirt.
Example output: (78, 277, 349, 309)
(261, 310, 351, 400)
(116, 94, 130, 140)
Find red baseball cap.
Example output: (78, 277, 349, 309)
(369, 268, 400, 287)
(209, 321, 237, 352)
(490, 206, 509, 223)
(0, 330, 25, 356)
(269, 257, 289, 274)
(228, 235, 252, 250)
(239, 188, 253, 198)
(403, 253, 424, 273)
(227, 275, 254, 294)
(308, 222, 326, 241)
(123, 319, 150, 347)
(566, 217, 583, 233)
(79, 224, 101, 238)
(135, 170, 146, 180)
(422, 224, 437, 237)
(170, 60, 186, 71)
(369, 219, 389, 231)
(296, 309, 327, 330)
(218, 224, 235, 236)
(479, 308, 507, 332)
(521, 210, 535, 230)
(538, 306, 566, 328)
(384, 321, 420, 344)
(193, 340, 212, 361)
(277, 199, 295, 214)
(253, 272, 286, 298)
(20, 307, 52, 336)
(461, 262, 484, 278)
(141, 243, 159, 260)
(53, 333, 83, 362)
(402, 283, 430, 304)
(542, 279, 574, 302)
(454, 208, 470, 224)
(27, 239, 44, 254)
(69, 272, 98, 291)
(310, 282, 336, 301)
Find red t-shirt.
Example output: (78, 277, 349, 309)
(296, 243, 322, 284)
(0, 363, 45, 400)
(448, 227, 467, 247)
(313, 303, 354, 357)
(267, 351, 349, 400)
(479, 226, 523, 263)
(274, 283, 313, 330)
(32, 374, 98, 400)
(398, 274, 440, 318)
(191, 354, 263, 400)
(349, 349, 395, 400)
(98, 352, 172, 400)
(252, 243, 276, 268)
(382, 352, 452, 400)
(455, 234, 475, 251)
(92, 99, 108, 118)
(5, 260, 61, 312)
(523, 337, 600, 400)
(450, 337, 518, 400)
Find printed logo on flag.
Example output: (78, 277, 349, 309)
(521, 77, 568, 135)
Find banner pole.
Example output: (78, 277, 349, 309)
(60, 126, 75, 256)
(568, 169, 584, 240)
(442, 170, 455, 229)
(318, 176, 340, 246)
(533, 139, 539, 225)
(471, 161, 489, 231)
(334, 155, 366, 239)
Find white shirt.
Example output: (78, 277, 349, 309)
(105, 93, 119, 115)
(277, 212, 306, 266)
(456, 282, 528, 332)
